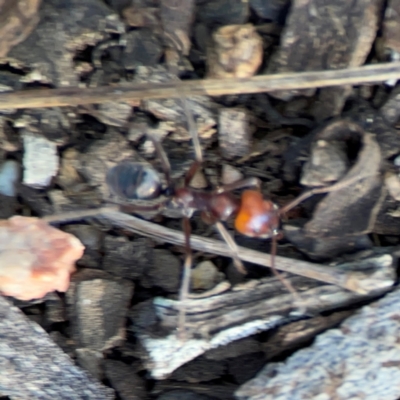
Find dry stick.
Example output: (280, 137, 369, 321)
(42, 206, 119, 223)
(42, 208, 389, 294)
(0, 63, 400, 109)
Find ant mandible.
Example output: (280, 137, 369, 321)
(106, 99, 361, 339)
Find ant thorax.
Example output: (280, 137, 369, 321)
(171, 187, 240, 222)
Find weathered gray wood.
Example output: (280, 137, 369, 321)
(0, 295, 114, 400)
(236, 285, 400, 400)
(131, 252, 393, 379)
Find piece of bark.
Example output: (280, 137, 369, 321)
(1, 0, 123, 87)
(130, 253, 393, 379)
(302, 124, 383, 239)
(67, 269, 133, 352)
(285, 120, 384, 259)
(235, 285, 400, 400)
(267, 0, 382, 119)
(0, 295, 114, 399)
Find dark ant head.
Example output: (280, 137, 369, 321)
(106, 161, 162, 200)
(234, 190, 280, 239)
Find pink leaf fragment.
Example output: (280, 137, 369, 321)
(0, 216, 84, 300)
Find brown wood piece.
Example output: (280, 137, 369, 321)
(0, 63, 399, 109)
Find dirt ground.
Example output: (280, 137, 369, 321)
(1, 0, 400, 399)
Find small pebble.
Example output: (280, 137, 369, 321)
(22, 131, 59, 188)
(219, 107, 254, 159)
(191, 260, 223, 291)
(207, 24, 263, 79)
(221, 164, 243, 185)
(0, 160, 20, 197)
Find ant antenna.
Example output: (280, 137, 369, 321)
(279, 172, 375, 215)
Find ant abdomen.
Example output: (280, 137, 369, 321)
(235, 190, 280, 239)
(106, 161, 162, 200)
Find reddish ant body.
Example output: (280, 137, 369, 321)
(108, 156, 286, 336)
(106, 99, 355, 338)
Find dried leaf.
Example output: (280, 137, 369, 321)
(0, 216, 84, 300)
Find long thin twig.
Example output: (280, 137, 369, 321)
(0, 63, 399, 109)
(43, 208, 393, 294)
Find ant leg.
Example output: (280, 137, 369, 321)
(147, 135, 172, 187)
(214, 221, 246, 274)
(184, 160, 203, 186)
(180, 96, 205, 187)
(270, 235, 305, 312)
(279, 173, 374, 215)
(214, 177, 261, 194)
(181, 97, 203, 164)
(177, 216, 193, 340)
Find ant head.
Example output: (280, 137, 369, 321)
(234, 190, 280, 239)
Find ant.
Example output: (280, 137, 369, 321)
(106, 100, 364, 339)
